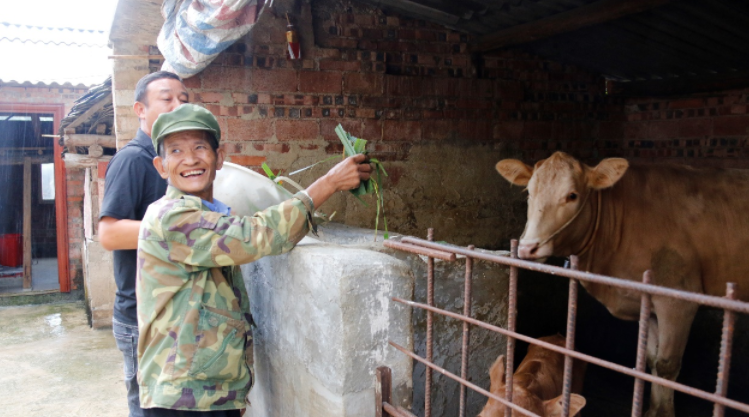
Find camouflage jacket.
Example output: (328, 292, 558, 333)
(136, 185, 313, 411)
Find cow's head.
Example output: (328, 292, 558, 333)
(496, 152, 628, 260)
(477, 355, 586, 417)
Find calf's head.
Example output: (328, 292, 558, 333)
(495, 152, 628, 260)
(478, 355, 586, 417)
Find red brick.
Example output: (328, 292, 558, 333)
(276, 120, 319, 140)
(422, 120, 454, 141)
(669, 98, 704, 109)
(362, 120, 382, 141)
(251, 69, 298, 93)
(319, 60, 362, 71)
(598, 122, 623, 140)
(202, 66, 250, 90)
(524, 122, 553, 140)
(299, 71, 342, 94)
(647, 121, 678, 140)
(459, 79, 494, 98)
(432, 78, 459, 97)
(219, 106, 238, 117)
(344, 73, 383, 95)
(229, 155, 266, 166)
(321, 119, 362, 141)
(254, 143, 290, 153)
(227, 118, 274, 141)
(383, 120, 421, 141)
(232, 93, 250, 104)
(678, 119, 712, 138)
(714, 116, 749, 136)
(494, 121, 524, 141)
(97, 161, 109, 179)
(183, 76, 201, 89)
(386, 75, 422, 97)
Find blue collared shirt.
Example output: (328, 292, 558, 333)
(202, 198, 232, 216)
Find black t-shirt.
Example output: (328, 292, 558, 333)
(99, 129, 167, 326)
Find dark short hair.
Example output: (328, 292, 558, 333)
(158, 131, 219, 159)
(134, 71, 183, 105)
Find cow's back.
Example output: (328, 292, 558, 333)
(594, 163, 749, 300)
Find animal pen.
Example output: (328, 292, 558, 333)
(376, 229, 749, 417)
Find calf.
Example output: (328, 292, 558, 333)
(478, 335, 586, 417)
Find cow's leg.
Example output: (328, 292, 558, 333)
(644, 298, 698, 417)
(646, 316, 658, 371)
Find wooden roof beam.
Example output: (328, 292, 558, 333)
(64, 134, 116, 148)
(476, 0, 677, 52)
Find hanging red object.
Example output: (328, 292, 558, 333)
(286, 14, 301, 60)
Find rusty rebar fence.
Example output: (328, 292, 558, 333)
(375, 229, 749, 417)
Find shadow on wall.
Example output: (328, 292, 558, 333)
(515, 259, 749, 417)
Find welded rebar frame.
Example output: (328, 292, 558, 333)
(376, 233, 748, 417)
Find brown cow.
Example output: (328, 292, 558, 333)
(478, 335, 586, 417)
(495, 152, 749, 417)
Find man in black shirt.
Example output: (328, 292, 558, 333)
(99, 71, 188, 417)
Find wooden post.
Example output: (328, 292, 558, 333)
(376, 366, 392, 417)
(23, 157, 32, 290)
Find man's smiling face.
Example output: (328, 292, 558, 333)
(154, 130, 224, 202)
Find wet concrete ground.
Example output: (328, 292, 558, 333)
(0, 302, 128, 417)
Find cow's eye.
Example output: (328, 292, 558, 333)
(568, 192, 578, 201)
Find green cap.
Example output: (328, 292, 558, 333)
(151, 103, 221, 151)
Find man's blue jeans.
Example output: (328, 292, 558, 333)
(113, 319, 144, 417)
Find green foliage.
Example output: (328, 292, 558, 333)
(334, 124, 389, 240)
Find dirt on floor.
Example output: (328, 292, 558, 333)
(0, 302, 128, 417)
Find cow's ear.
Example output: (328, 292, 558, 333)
(587, 158, 628, 189)
(489, 355, 506, 390)
(496, 159, 534, 187)
(542, 393, 586, 417)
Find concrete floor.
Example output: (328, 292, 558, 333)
(0, 257, 60, 293)
(0, 302, 128, 417)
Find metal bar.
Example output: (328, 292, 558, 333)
(459, 245, 475, 417)
(425, 228, 434, 417)
(398, 237, 749, 314)
(505, 239, 519, 417)
(384, 240, 457, 262)
(631, 271, 653, 417)
(382, 402, 409, 417)
(389, 341, 543, 417)
(376, 367, 392, 417)
(561, 256, 579, 417)
(713, 282, 738, 417)
(396, 404, 419, 417)
(391, 297, 749, 414)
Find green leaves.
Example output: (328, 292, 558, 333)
(261, 162, 277, 180)
(334, 124, 389, 240)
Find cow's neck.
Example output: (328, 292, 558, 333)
(568, 189, 602, 270)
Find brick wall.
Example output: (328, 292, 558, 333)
(597, 91, 749, 168)
(109, 0, 749, 248)
(0, 83, 88, 291)
(172, 0, 612, 248)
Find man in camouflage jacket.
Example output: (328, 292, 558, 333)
(137, 104, 372, 415)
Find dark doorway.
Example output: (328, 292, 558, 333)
(0, 109, 62, 293)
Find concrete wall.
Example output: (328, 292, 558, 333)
(243, 228, 415, 416)
(243, 223, 510, 417)
(81, 166, 114, 328)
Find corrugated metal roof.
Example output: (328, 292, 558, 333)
(358, 0, 749, 90)
(0, 22, 111, 87)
